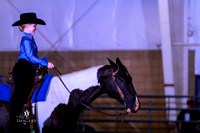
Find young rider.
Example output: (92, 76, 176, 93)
(9, 12, 54, 131)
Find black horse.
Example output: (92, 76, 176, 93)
(0, 58, 140, 133)
(42, 58, 140, 133)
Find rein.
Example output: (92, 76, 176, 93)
(53, 67, 128, 117)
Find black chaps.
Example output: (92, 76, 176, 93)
(9, 59, 36, 126)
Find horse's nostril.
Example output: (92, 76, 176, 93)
(134, 100, 140, 111)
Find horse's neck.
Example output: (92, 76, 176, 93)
(48, 65, 103, 106)
(60, 65, 102, 92)
(80, 85, 104, 105)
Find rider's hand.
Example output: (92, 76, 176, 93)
(47, 62, 54, 69)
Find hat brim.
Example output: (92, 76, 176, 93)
(12, 18, 46, 26)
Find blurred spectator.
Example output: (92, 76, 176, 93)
(176, 99, 200, 133)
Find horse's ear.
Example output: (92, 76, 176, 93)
(116, 57, 124, 66)
(107, 57, 118, 72)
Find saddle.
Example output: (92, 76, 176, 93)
(6, 66, 48, 85)
(7, 67, 47, 115)
(34, 66, 48, 84)
(17, 77, 44, 131)
(18, 68, 47, 131)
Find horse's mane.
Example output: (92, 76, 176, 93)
(97, 65, 112, 85)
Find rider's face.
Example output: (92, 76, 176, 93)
(24, 24, 37, 35)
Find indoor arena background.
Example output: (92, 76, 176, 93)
(1, 0, 200, 133)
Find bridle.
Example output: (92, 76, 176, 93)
(112, 67, 125, 101)
(112, 66, 128, 109)
(53, 67, 128, 117)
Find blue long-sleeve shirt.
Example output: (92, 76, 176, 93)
(18, 32, 48, 66)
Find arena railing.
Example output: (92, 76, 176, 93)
(77, 95, 200, 133)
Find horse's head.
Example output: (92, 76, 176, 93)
(97, 58, 140, 113)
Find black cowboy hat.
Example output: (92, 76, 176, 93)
(12, 12, 46, 26)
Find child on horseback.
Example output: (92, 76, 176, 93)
(9, 12, 54, 132)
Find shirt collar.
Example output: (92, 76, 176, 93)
(22, 32, 34, 39)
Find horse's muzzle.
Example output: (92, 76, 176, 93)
(127, 97, 140, 113)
